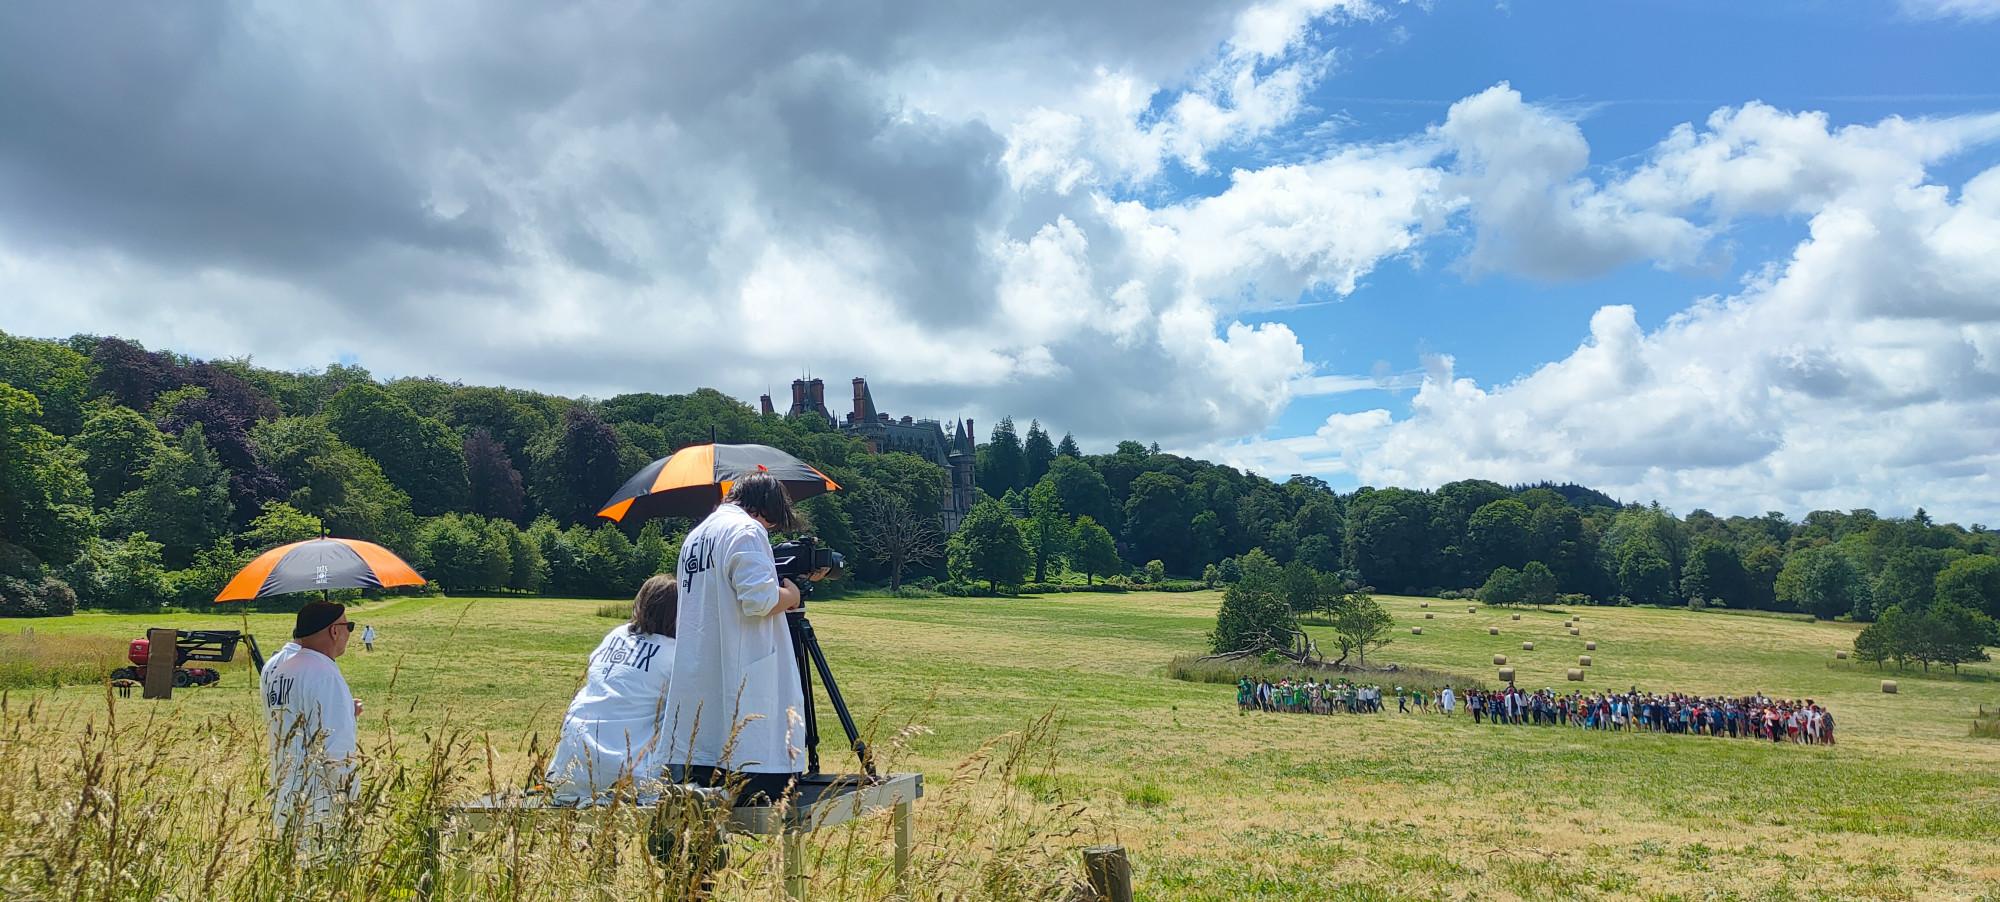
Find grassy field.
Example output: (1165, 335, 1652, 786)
(6, 591, 2000, 900)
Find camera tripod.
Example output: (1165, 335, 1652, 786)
(785, 603, 878, 780)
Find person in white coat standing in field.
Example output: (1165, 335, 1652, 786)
(1440, 685, 1456, 715)
(662, 473, 818, 805)
(262, 601, 362, 849)
(546, 575, 679, 803)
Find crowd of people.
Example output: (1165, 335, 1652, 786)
(1238, 677, 1402, 714)
(1455, 687, 1836, 743)
(1237, 677, 1836, 744)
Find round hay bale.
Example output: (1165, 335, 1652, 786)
(1835, 650, 1848, 660)
(1493, 654, 1508, 665)
(1567, 668, 1584, 681)
(1498, 667, 1515, 683)
(1881, 680, 1898, 694)
(1411, 627, 1423, 635)
(1511, 614, 1521, 621)
(1568, 628, 1580, 636)
(1488, 626, 1500, 635)
(1424, 612, 1434, 619)
(1420, 601, 1429, 608)
(1467, 606, 1477, 614)
(1579, 655, 1592, 667)
(1522, 641, 1535, 651)
(1585, 641, 1597, 651)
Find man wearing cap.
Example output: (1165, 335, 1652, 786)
(261, 600, 363, 846)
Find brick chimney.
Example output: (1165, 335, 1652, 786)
(851, 377, 868, 422)
(965, 418, 976, 450)
(789, 379, 806, 413)
(759, 393, 774, 416)
(808, 378, 825, 411)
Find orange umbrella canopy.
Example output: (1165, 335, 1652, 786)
(214, 538, 425, 602)
(598, 442, 839, 523)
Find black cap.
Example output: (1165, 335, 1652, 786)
(294, 601, 346, 639)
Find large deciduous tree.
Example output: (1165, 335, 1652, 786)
(1209, 549, 1296, 654)
(1467, 498, 1532, 577)
(1069, 516, 1120, 586)
(1043, 457, 1113, 529)
(528, 408, 630, 525)
(74, 404, 168, 505)
(1935, 554, 2000, 620)
(1478, 565, 1527, 606)
(326, 383, 470, 516)
(947, 499, 1030, 591)
(852, 488, 946, 591)
(1328, 589, 1393, 667)
(1343, 488, 1437, 594)
(463, 427, 526, 522)
(1122, 471, 1190, 571)
(0, 332, 92, 435)
(1023, 480, 1070, 583)
(1776, 545, 1871, 620)
(252, 416, 416, 546)
(111, 423, 233, 568)
(0, 385, 92, 571)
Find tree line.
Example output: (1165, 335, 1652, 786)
(4, 328, 2000, 667)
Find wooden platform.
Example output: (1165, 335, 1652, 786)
(446, 772, 922, 899)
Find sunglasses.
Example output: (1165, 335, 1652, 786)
(335, 621, 363, 632)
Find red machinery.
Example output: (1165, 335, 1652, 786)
(110, 630, 266, 689)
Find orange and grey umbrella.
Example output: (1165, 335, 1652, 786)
(598, 442, 840, 523)
(214, 537, 426, 602)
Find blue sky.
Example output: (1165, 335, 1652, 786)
(1, 0, 1997, 522)
(1225, 0, 2000, 443)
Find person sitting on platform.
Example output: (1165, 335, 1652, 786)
(546, 575, 679, 804)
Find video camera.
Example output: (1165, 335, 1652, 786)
(773, 536, 844, 582)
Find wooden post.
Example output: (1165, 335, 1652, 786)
(1083, 845, 1133, 902)
(143, 628, 177, 700)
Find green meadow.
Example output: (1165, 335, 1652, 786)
(6, 590, 1999, 900)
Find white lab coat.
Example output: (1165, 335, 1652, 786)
(662, 503, 804, 774)
(1440, 687, 1456, 713)
(546, 624, 676, 802)
(261, 644, 358, 837)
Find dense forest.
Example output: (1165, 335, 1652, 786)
(3, 330, 1999, 656)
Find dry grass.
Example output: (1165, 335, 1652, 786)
(9, 591, 2000, 900)
(0, 691, 1091, 901)
(0, 630, 127, 690)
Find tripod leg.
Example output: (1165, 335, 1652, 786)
(787, 614, 822, 774)
(797, 618, 875, 778)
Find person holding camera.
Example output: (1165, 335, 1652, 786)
(662, 473, 822, 804)
(545, 575, 679, 804)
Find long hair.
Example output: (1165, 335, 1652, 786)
(725, 472, 799, 532)
(630, 575, 679, 638)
